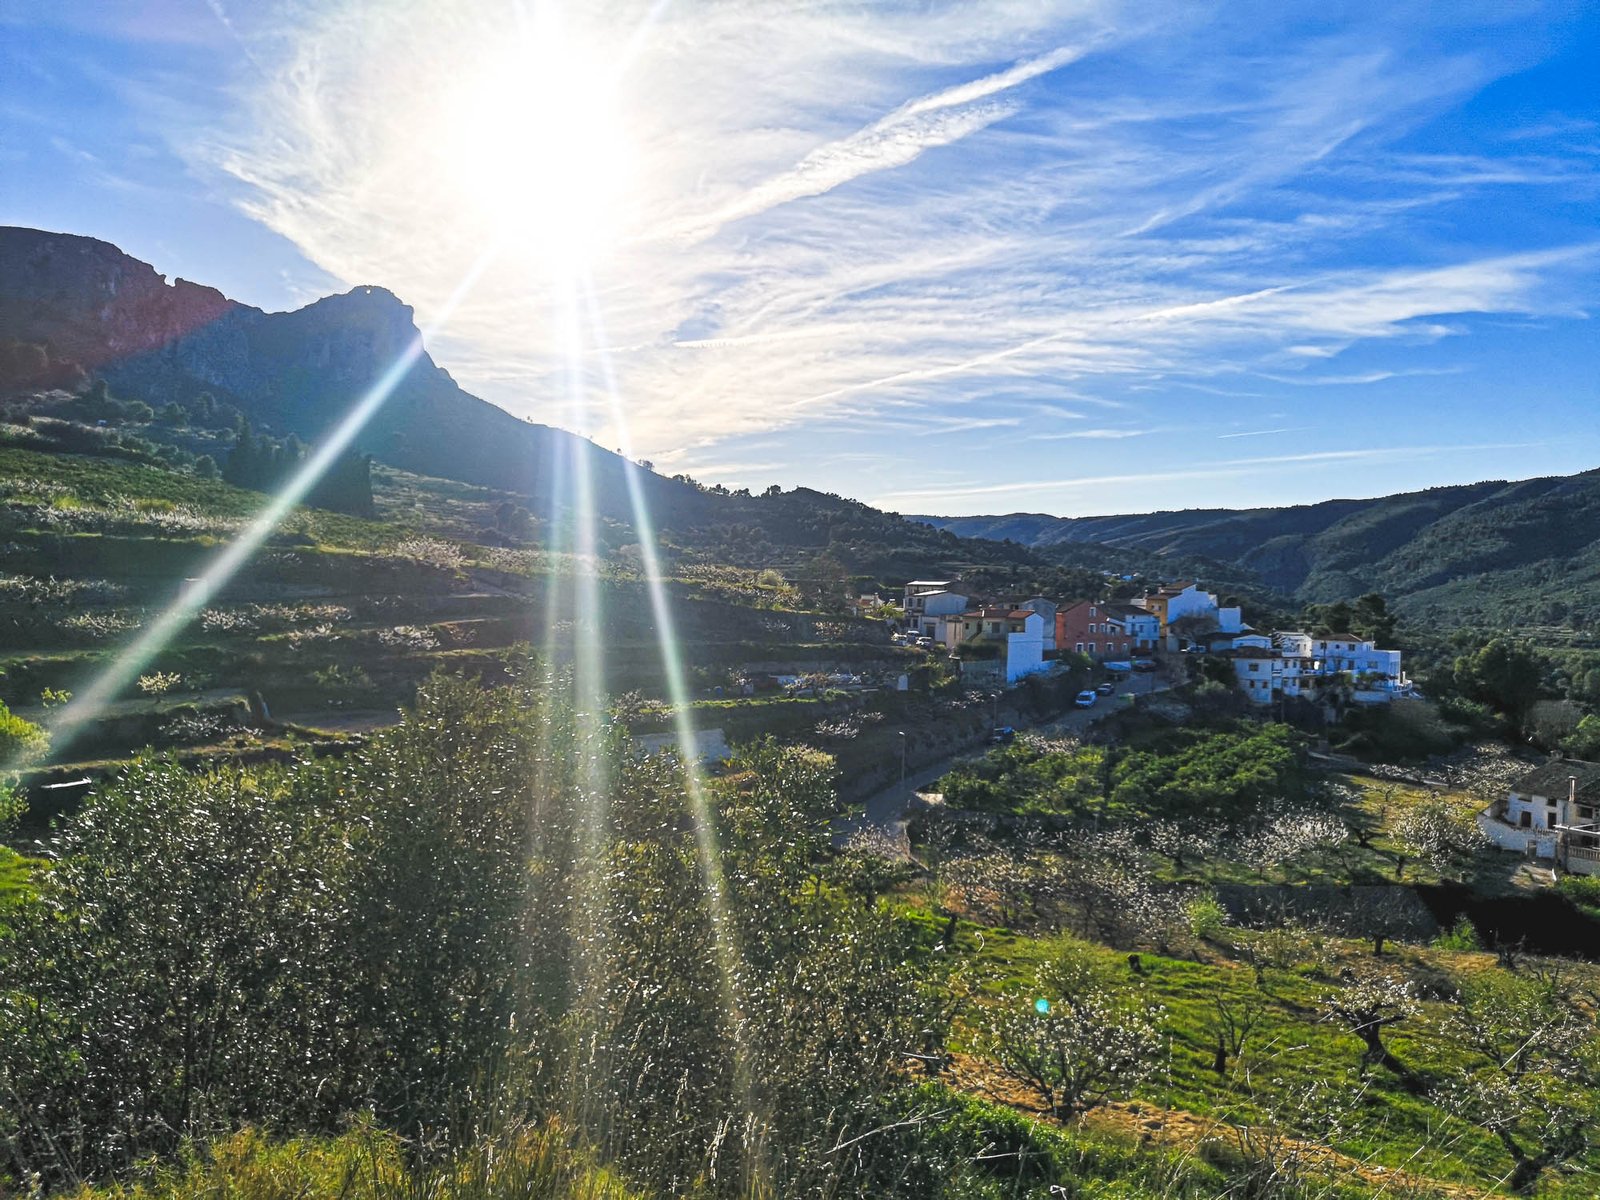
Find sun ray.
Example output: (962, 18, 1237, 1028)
(578, 273, 767, 1183)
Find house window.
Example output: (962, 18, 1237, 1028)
(1249, 663, 1259, 672)
(1087, 642, 1097, 654)
(1075, 642, 1084, 653)
(1582, 806, 1594, 821)
(1519, 811, 1532, 828)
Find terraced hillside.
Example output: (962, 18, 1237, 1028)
(0, 444, 937, 786)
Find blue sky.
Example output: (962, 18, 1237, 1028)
(2, 1, 1597, 517)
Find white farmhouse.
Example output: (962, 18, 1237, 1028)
(1224, 631, 1404, 706)
(948, 607, 1049, 685)
(1480, 759, 1600, 873)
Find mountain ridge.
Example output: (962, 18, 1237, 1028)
(0, 225, 704, 524)
(0, 226, 1107, 584)
(917, 466, 1600, 628)
(9, 224, 1598, 629)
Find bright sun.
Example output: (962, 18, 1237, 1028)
(434, 29, 636, 273)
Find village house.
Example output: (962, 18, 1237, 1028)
(1107, 603, 1160, 650)
(902, 581, 971, 636)
(1056, 600, 1136, 660)
(1133, 582, 1243, 648)
(1017, 596, 1058, 651)
(852, 593, 885, 618)
(1227, 645, 1333, 704)
(1223, 631, 1405, 707)
(1480, 759, 1600, 874)
(944, 606, 1048, 685)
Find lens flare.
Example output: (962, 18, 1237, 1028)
(577, 275, 765, 1175)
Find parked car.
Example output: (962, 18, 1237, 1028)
(990, 726, 1016, 744)
(1132, 658, 1157, 672)
(916, 636, 935, 648)
(1074, 690, 1098, 708)
(1095, 682, 1115, 695)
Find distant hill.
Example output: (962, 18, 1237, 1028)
(918, 470, 1600, 629)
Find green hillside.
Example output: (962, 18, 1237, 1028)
(919, 467, 1600, 629)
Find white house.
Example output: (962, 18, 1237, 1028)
(1107, 604, 1160, 650)
(948, 607, 1049, 685)
(1225, 631, 1404, 706)
(1480, 759, 1600, 873)
(1000, 609, 1048, 684)
(1134, 582, 1241, 648)
(1213, 631, 1272, 653)
(1018, 596, 1059, 651)
(1275, 633, 1406, 701)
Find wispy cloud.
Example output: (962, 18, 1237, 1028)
(178, 0, 1598, 498)
(1254, 366, 1464, 386)
(872, 441, 1543, 506)
(1036, 427, 1152, 441)
(1217, 426, 1302, 439)
(659, 41, 1098, 244)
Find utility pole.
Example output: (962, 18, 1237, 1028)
(899, 731, 908, 798)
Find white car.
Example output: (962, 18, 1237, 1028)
(1074, 689, 1098, 708)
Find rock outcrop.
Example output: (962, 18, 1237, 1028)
(0, 227, 237, 369)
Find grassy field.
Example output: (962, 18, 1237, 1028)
(928, 911, 1579, 1195)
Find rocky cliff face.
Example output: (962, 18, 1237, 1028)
(0, 227, 237, 369)
(0, 226, 705, 522)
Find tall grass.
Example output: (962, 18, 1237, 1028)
(64, 1123, 643, 1200)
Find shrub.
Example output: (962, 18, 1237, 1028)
(60, 1122, 643, 1200)
(1558, 873, 1600, 915)
(395, 536, 466, 572)
(136, 671, 182, 697)
(1432, 916, 1483, 952)
(1186, 892, 1230, 942)
(0, 697, 48, 765)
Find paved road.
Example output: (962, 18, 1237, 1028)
(833, 670, 1173, 858)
